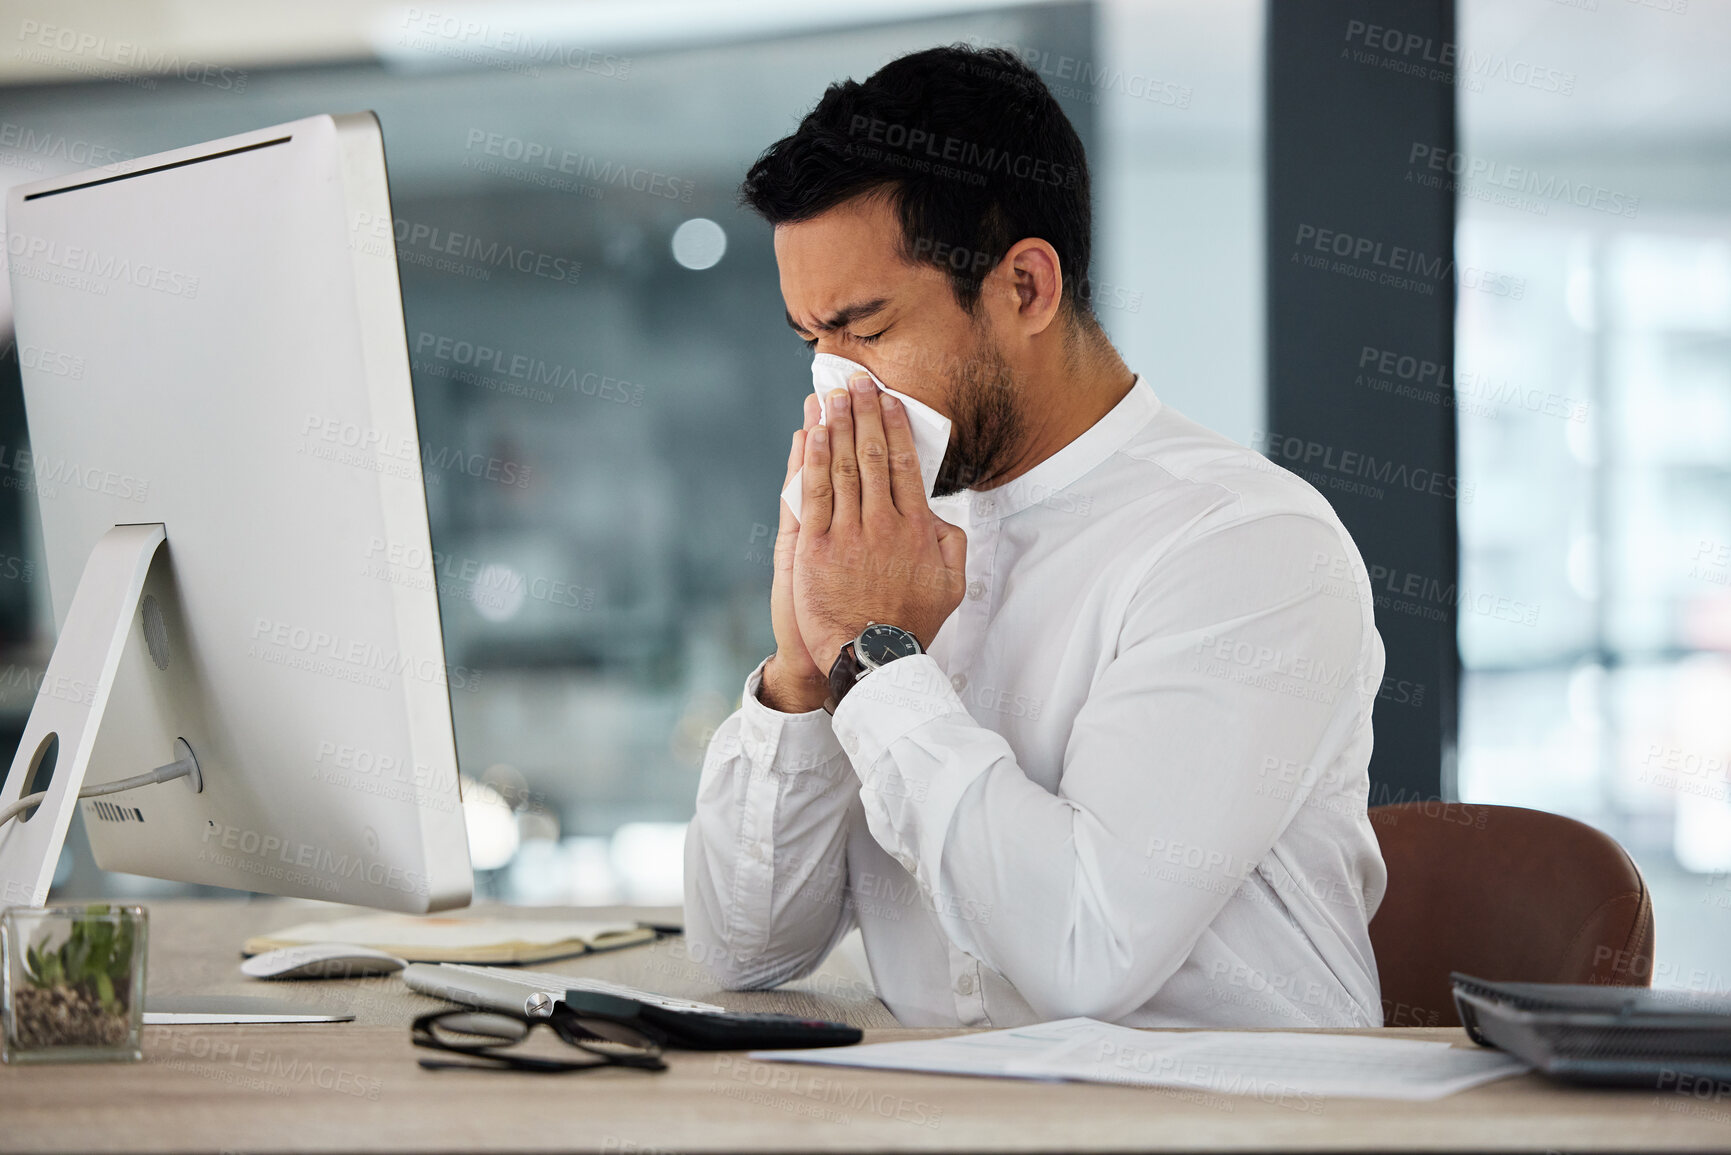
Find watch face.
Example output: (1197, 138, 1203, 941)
(858, 623, 920, 667)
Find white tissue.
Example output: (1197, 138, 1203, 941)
(781, 354, 952, 523)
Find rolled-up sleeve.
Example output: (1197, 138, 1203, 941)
(683, 659, 861, 989)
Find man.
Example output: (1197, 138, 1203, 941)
(683, 45, 1387, 1029)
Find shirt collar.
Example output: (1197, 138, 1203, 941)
(962, 375, 1160, 522)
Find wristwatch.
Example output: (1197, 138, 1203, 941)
(824, 622, 922, 714)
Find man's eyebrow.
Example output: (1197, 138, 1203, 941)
(784, 297, 891, 335)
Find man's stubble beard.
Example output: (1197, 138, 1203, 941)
(930, 332, 1023, 498)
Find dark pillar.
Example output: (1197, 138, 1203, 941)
(1266, 0, 1459, 803)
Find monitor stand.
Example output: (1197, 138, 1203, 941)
(0, 523, 188, 906)
(0, 524, 356, 1026)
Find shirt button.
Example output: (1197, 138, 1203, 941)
(966, 580, 986, 600)
(956, 974, 976, 996)
(976, 498, 995, 516)
(950, 673, 968, 692)
(895, 852, 916, 872)
(841, 734, 859, 756)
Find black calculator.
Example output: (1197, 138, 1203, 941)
(562, 989, 862, 1051)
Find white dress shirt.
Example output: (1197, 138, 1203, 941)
(684, 378, 1389, 1029)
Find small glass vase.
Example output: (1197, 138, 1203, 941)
(2, 903, 147, 1064)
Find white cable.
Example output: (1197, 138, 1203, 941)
(0, 755, 196, 829)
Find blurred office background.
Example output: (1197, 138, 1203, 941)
(1451, 0, 1731, 992)
(0, 0, 1724, 996)
(0, 0, 1262, 903)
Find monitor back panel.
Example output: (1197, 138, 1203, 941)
(7, 114, 471, 910)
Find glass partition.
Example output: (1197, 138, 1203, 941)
(0, 0, 1265, 904)
(1456, 0, 1731, 992)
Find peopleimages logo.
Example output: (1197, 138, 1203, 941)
(960, 36, 1192, 109)
(0, 441, 150, 503)
(461, 130, 693, 202)
(396, 8, 631, 80)
(1355, 346, 1588, 423)
(847, 115, 1079, 188)
(0, 120, 126, 168)
(4, 339, 86, 380)
(362, 535, 597, 613)
(1292, 224, 1525, 300)
(15, 19, 248, 92)
(1407, 143, 1640, 219)
(6, 233, 200, 298)
(1308, 550, 1541, 628)
(1253, 428, 1476, 504)
(199, 822, 428, 897)
(247, 616, 482, 693)
(349, 211, 580, 287)
(1341, 19, 1575, 95)
(313, 739, 460, 815)
(413, 332, 644, 406)
(300, 414, 532, 491)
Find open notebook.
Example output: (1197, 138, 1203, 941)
(241, 913, 657, 965)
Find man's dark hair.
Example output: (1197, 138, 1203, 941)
(740, 44, 1095, 321)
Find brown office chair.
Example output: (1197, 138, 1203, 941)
(1366, 801, 1655, 1028)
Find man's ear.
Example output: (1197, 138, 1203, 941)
(992, 238, 1064, 337)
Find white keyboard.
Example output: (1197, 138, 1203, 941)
(401, 962, 727, 1017)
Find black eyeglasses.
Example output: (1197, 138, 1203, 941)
(412, 1007, 668, 1074)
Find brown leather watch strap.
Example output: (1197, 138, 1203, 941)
(824, 641, 863, 715)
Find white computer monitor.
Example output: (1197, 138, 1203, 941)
(0, 113, 472, 911)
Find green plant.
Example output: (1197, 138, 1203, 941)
(21, 903, 135, 1016)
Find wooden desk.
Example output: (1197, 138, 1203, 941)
(1, 898, 1725, 1153)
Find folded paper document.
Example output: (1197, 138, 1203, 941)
(752, 1017, 1529, 1101)
(242, 913, 655, 965)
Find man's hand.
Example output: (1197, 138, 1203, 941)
(758, 393, 831, 714)
(794, 372, 967, 674)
